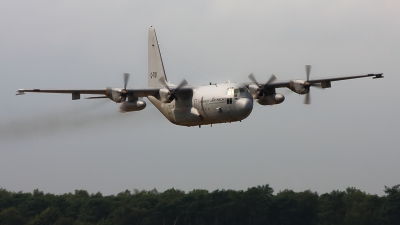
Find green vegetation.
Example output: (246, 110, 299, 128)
(0, 184, 399, 225)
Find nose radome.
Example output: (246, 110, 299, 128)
(235, 98, 253, 119)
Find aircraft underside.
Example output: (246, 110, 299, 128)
(146, 83, 253, 126)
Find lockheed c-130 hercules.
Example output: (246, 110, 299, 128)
(17, 27, 384, 127)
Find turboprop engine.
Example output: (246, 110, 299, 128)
(158, 77, 189, 103)
(248, 84, 263, 99)
(159, 88, 173, 103)
(257, 94, 285, 105)
(105, 73, 131, 103)
(247, 74, 284, 105)
(288, 80, 309, 95)
(119, 100, 146, 112)
(106, 87, 125, 103)
(288, 65, 323, 104)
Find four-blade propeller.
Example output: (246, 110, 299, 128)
(248, 73, 277, 96)
(159, 77, 188, 101)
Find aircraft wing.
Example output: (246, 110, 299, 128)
(243, 73, 383, 89)
(16, 89, 106, 95)
(306, 73, 383, 84)
(16, 87, 161, 100)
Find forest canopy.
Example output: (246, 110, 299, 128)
(0, 184, 399, 225)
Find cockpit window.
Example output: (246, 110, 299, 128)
(234, 88, 239, 97)
(225, 87, 234, 96)
(226, 87, 248, 97)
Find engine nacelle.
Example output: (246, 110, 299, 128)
(119, 100, 146, 112)
(289, 80, 309, 95)
(257, 94, 285, 105)
(248, 84, 263, 99)
(159, 88, 173, 103)
(106, 87, 124, 103)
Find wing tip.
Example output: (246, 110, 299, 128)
(16, 89, 26, 95)
(372, 73, 384, 79)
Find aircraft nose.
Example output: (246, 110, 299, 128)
(235, 98, 253, 119)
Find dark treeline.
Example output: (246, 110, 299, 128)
(1, 184, 400, 225)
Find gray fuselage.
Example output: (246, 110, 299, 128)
(148, 83, 253, 126)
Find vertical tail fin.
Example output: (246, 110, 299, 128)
(148, 27, 168, 87)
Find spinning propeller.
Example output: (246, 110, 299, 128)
(303, 65, 322, 105)
(159, 77, 188, 101)
(86, 73, 130, 101)
(120, 72, 130, 102)
(248, 73, 277, 96)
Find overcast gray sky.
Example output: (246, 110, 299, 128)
(1, 0, 399, 196)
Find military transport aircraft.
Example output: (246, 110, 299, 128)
(17, 27, 383, 127)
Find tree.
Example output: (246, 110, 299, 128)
(380, 184, 400, 225)
(64, 190, 89, 220)
(78, 192, 114, 223)
(342, 187, 368, 225)
(0, 185, 399, 225)
(108, 190, 133, 225)
(156, 188, 185, 225)
(0, 188, 12, 212)
(126, 188, 160, 224)
(181, 189, 210, 225)
(208, 189, 232, 225)
(274, 189, 318, 225)
(53, 217, 75, 225)
(30, 207, 61, 225)
(0, 207, 25, 225)
(318, 190, 346, 225)
(242, 184, 274, 225)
